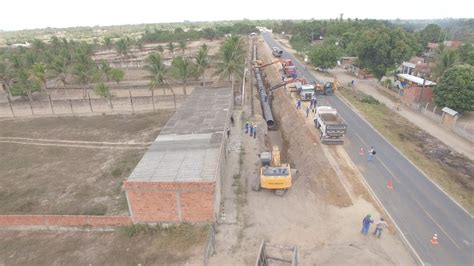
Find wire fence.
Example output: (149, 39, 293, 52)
(203, 223, 216, 266)
(0, 92, 186, 118)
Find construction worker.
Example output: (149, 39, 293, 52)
(253, 126, 257, 139)
(373, 217, 388, 238)
(361, 214, 374, 235)
(368, 147, 376, 161)
(249, 123, 253, 136)
(245, 121, 249, 133)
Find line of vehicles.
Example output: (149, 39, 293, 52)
(253, 55, 347, 145)
(251, 47, 348, 197)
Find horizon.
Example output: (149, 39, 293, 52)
(1, 0, 472, 31)
(1, 17, 472, 33)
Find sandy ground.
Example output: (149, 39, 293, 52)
(0, 112, 173, 215)
(208, 37, 416, 265)
(0, 224, 207, 265)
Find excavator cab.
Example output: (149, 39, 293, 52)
(254, 146, 292, 196)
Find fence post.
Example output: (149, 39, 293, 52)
(173, 93, 177, 110)
(108, 95, 113, 111)
(29, 97, 34, 115)
(88, 93, 93, 113)
(7, 95, 15, 118)
(151, 89, 156, 112)
(48, 95, 55, 115)
(129, 90, 134, 114)
(69, 99, 74, 114)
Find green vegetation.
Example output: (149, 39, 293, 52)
(144, 53, 168, 94)
(194, 44, 209, 86)
(121, 223, 208, 239)
(171, 56, 197, 95)
(433, 46, 460, 79)
(434, 65, 474, 112)
(95, 83, 110, 98)
(214, 36, 246, 90)
(355, 27, 416, 80)
(110, 68, 124, 84)
(308, 40, 343, 69)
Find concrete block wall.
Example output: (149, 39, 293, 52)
(124, 181, 215, 222)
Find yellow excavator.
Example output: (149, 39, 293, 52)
(253, 146, 292, 196)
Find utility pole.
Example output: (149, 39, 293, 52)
(418, 74, 426, 112)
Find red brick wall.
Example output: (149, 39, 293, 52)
(181, 191, 214, 221)
(401, 86, 434, 104)
(127, 191, 179, 222)
(125, 181, 215, 223)
(0, 215, 131, 228)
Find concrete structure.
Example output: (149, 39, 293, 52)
(397, 73, 436, 105)
(441, 107, 460, 128)
(124, 87, 233, 223)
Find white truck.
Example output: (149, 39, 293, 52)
(314, 106, 347, 144)
(297, 84, 315, 101)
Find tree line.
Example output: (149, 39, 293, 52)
(1, 31, 247, 104)
(275, 19, 473, 112)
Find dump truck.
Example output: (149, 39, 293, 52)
(314, 106, 347, 144)
(253, 146, 292, 196)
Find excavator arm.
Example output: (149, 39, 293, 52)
(270, 78, 307, 91)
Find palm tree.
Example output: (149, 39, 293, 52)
(110, 68, 125, 84)
(11, 69, 40, 102)
(195, 44, 209, 86)
(167, 42, 175, 57)
(144, 53, 168, 95)
(433, 48, 459, 80)
(115, 38, 129, 67)
(214, 36, 246, 91)
(0, 60, 14, 100)
(104, 37, 113, 50)
(172, 56, 196, 95)
(73, 52, 96, 98)
(157, 45, 164, 55)
(179, 40, 187, 55)
(98, 60, 112, 81)
(31, 63, 49, 93)
(49, 57, 69, 97)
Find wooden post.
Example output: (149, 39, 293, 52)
(29, 97, 34, 115)
(7, 95, 15, 118)
(151, 89, 156, 112)
(48, 95, 54, 115)
(69, 99, 74, 114)
(88, 93, 93, 113)
(108, 94, 113, 111)
(129, 90, 134, 114)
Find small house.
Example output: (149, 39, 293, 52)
(397, 73, 436, 105)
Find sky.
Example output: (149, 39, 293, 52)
(1, 0, 472, 31)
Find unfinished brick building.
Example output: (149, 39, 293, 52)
(124, 87, 233, 223)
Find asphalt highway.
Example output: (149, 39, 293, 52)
(261, 32, 473, 266)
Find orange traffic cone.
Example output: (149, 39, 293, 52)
(387, 180, 393, 190)
(359, 147, 364, 156)
(431, 234, 439, 245)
